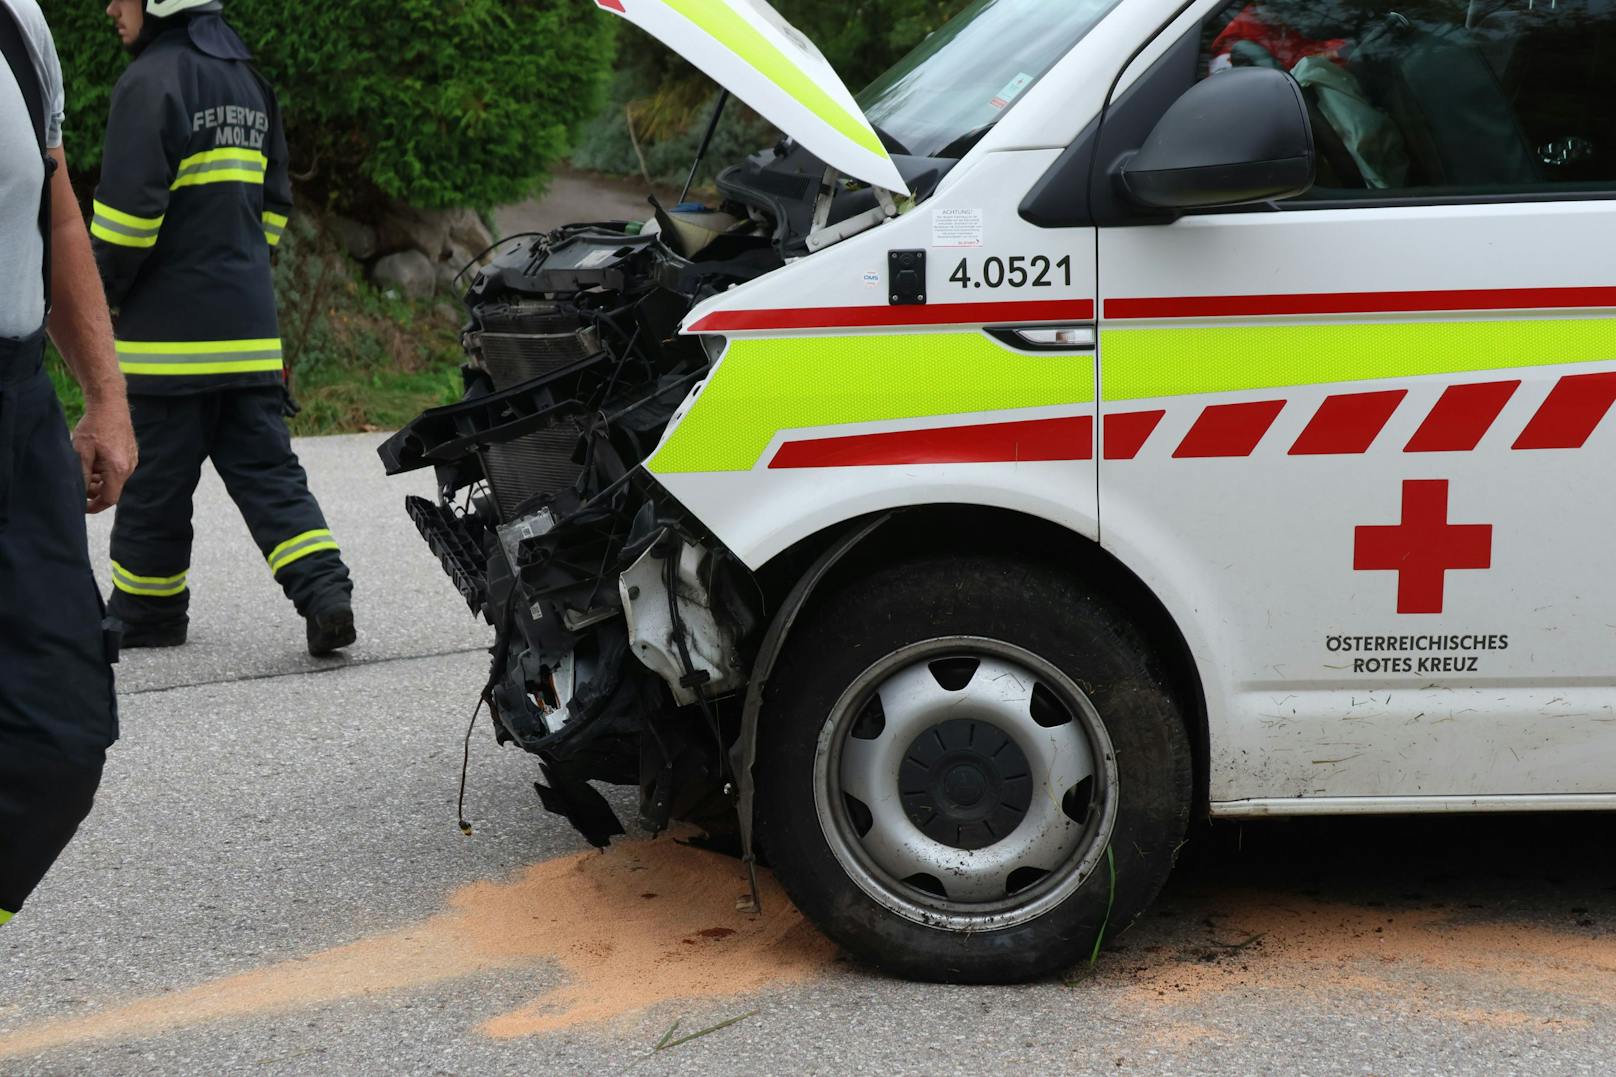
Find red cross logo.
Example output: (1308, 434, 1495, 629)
(1354, 480, 1493, 615)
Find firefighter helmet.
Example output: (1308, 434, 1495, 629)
(144, 0, 222, 16)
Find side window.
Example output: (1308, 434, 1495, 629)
(1200, 1, 1616, 196)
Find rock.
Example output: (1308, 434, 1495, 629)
(371, 250, 436, 300)
(379, 206, 495, 263)
(442, 208, 494, 257)
(438, 237, 497, 297)
(435, 251, 470, 298)
(378, 208, 449, 261)
(329, 215, 379, 261)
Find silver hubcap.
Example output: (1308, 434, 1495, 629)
(813, 637, 1118, 931)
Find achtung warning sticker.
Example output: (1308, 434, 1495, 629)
(932, 208, 984, 248)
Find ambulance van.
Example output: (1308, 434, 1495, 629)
(384, 0, 1616, 982)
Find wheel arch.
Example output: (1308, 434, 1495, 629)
(749, 504, 1211, 816)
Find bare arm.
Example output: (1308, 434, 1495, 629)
(45, 145, 137, 513)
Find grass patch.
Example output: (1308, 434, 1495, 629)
(47, 345, 85, 423)
(48, 211, 465, 435)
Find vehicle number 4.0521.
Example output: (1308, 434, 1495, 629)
(949, 254, 1072, 290)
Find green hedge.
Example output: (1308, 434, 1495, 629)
(49, 0, 615, 211)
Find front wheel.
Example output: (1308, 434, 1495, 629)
(757, 555, 1193, 982)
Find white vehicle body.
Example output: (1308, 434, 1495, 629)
(389, 0, 1616, 980)
(603, 0, 1616, 816)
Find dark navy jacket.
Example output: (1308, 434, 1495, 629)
(91, 20, 292, 395)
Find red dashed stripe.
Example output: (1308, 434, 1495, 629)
(768, 374, 1614, 467)
(1096, 373, 1615, 461)
(768, 416, 1093, 469)
(1405, 381, 1520, 453)
(1173, 401, 1286, 459)
(1289, 390, 1407, 456)
(595, 0, 625, 11)
(1102, 411, 1165, 461)
(1512, 372, 1616, 450)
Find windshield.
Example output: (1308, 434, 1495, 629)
(857, 0, 1123, 158)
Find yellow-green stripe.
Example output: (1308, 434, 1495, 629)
(172, 168, 265, 189)
(117, 338, 283, 377)
(111, 560, 188, 597)
(0, 909, 12, 927)
(649, 332, 1094, 474)
(263, 212, 287, 248)
(267, 529, 338, 573)
(171, 149, 268, 190)
(663, 0, 886, 159)
(91, 221, 159, 248)
(90, 200, 164, 248)
(91, 200, 163, 229)
(120, 359, 284, 375)
(117, 338, 281, 354)
(1101, 318, 1616, 401)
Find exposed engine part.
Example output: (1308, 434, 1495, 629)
(405, 494, 491, 619)
(381, 130, 958, 850)
(620, 537, 748, 707)
(380, 215, 772, 848)
(496, 506, 558, 621)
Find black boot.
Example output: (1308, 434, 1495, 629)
(305, 602, 355, 657)
(115, 618, 188, 649)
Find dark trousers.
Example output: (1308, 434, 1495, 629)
(0, 330, 118, 919)
(108, 387, 352, 626)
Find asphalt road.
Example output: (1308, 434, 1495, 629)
(2, 432, 1613, 1075)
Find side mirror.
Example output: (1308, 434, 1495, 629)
(1119, 67, 1315, 210)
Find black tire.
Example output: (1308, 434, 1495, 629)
(757, 554, 1193, 983)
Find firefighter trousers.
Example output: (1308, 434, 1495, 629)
(107, 386, 352, 628)
(0, 330, 118, 922)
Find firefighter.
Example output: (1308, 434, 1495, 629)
(1, 0, 134, 925)
(93, 0, 355, 655)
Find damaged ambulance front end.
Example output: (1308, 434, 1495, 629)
(379, 0, 926, 847)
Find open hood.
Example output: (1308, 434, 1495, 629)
(593, 0, 910, 196)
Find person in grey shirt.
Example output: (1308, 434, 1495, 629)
(0, 0, 137, 926)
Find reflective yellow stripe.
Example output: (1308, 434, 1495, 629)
(171, 148, 268, 190)
(119, 359, 284, 375)
(117, 338, 281, 354)
(267, 529, 338, 573)
(662, 0, 887, 159)
(175, 147, 267, 169)
(90, 200, 164, 248)
(172, 168, 266, 189)
(111, 561, 188, 598)
(111, 562, 188, 585)
(0, 909, 12, 927)
(263, 212, 286, 248)
(90, 221, 159, 248)
(649, 332, 1095, 474)
(92, 200, 164, 230)
(1100, 318, 1616, 402)
(116, 338, 284, 377)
